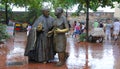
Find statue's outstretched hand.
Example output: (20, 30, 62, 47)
(55, 28, 61, 33)
(55, 28, 68, 33)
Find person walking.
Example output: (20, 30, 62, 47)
(113, 18, 120, 44)
(104, 18, 113, 40)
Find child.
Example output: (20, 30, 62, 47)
(27, 24, 32, 36)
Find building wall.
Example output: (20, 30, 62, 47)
(114, 2, 120, 19)
(68, 12, 114, 23)
(68, 12, 114, 29)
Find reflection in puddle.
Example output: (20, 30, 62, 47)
(6, 39, 28, 66)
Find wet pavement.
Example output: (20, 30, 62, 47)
(0, 32, 120, 69)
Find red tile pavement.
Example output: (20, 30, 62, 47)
(0, 32, 120, 69)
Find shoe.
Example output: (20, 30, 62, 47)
(43, 61, 47, 64)
(56, 61, 64, 66)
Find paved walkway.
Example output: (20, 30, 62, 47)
(0, 32, 120, 69)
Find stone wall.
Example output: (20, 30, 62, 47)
(68, 12, 114, 29)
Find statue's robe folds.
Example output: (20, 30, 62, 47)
(24, 15, 55, 62)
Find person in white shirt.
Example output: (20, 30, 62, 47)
(26, 24, 32, 36)
(113, 19, 120, 42)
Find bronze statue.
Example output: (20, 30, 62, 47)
(49, 7, 69, 66)
(24, 8, 55, 63)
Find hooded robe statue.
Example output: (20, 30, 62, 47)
(24, 14, 55, 62)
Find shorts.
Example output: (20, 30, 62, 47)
(113, 30, 119, 35)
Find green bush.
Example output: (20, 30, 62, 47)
(79, 33, 86, 42)
(0, 23, 10, 41)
